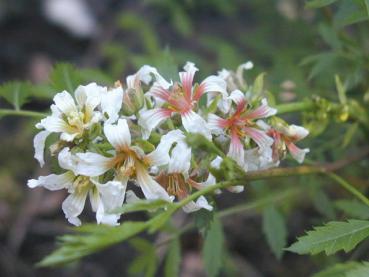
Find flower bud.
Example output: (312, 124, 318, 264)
(121, 87, 144, 116)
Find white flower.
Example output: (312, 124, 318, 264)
(154, 131, 213, 212)
(27, 148, 125, 226)
(74, 119, 180, 201)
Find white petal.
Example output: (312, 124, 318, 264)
(229, 90, 245, 104)
(138, 108, 171, 140)
(181, 111, 212, 140)
(217, 69, 231, 80)
(75, 152, 113, 176)
(239, 61, 254, 70)
(62, 190, 89, 226)
(58, 147, 79, 172)
(147, 129, 185, 166)
(211, 156, 223, 169)
(201, 75, 227, 97)
(256, 120, 271, 131)
(125, 190, 141, 204)
(104, 118, 131, 151)
(53, 91, 77, 114)
(284, 124, 309, 141)
(168, 142, 191, 174)
(182, 196, 213, 213)
(227, 186, 244, 193)
(136, 164, 173, 201)
(207, 113, 225, 135)
(127, 65, 172, 89)
(227, 135, 245, 169)
(287, 143, 310, 163)
(38, 115, 69, 133)
(33, 130, 50, 167)
(75, 82, 102, 110)
(60, 132, 79, 142)
(27, 171, 75, 190)
(94, 179, 127, 225)
(101, 86, 123, 124)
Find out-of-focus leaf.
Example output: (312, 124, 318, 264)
(262, 205, 288, 259)
(38, 221, 148, 267)
(286, 220, 369, 255)
(203, 215, 224, 277)
(365, 0, 369, 16)
(335, 199, 369, 219)
(49, 63, 82, 93)
(195, 209, 214, 236)
(341, 123, 358, 149)
(313, 189, 336, 219)
(318, 24, 342, 49)
(345, 262, 369, 277)
(164, 237, 181, 277)
(252, 73, 266, 96)
(334, 0, 369, 27)
(129, 238, 158, 277)
(0, 81, 32, 110)
(312, 261, 361, 277)
(306, 0, 339, 8)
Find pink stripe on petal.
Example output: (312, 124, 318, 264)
(243, 127, 274, 149)
(151, 85, 171, 102)
(246, 99, 276, 120)
(179, 71, 194, 102)
(228, 130, 245, 167)
(286, 142, 309, 163)
(193, 83, 205, 101)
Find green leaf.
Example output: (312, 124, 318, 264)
(0, 81, 32, 110)
(334, 0, 369, 27)
(286, 220, 369, 255)
(341, 123, 358, 149)
(194, 209, 214, 236)
(185, 133, 225, 157)
(129, 238, 158, 277)
(49, 63, 82, 93)
(335, 200, 369, 219)
(262, 206, 288, 259)
(365, 0, 369, 16)
(305, 0, 339, 8)
(346, 262, 369, 277)
(335, 75, 347, 104)
(203, 215, 224, 277)
(252, 73, 266, 96)
(164, 237, 181, 277)
(312, 261, 361, 277)
(38, 221, 148, 267)
(113, 199, 173, 214)
(312, 189, 336, 219)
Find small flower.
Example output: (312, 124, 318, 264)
(74, 119, 180, 201)
(27, 148, 125, 226)
(258, 121, 310, 163)
(208, 92, 276, 169)
(155, 132, 213, 212)
(138, 62, 227, 139)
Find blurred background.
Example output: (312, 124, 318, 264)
(1, 0, 369, 276)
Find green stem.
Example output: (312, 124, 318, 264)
(275, 101, 314, 114)
(0, 109, 46, 118)
(326, 172, 369, 207)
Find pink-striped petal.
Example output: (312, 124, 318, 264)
(243, 127, 274, 149)
(286, 142, 309, 163)
(138, 108, 172, 139)
(246, 98, 277, 120)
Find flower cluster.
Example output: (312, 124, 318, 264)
(27, 62, 309, 226)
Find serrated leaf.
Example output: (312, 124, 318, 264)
(113, 199, 173, 214)
(335, 200, 369, 219)
(203, 215, 224, 277)
(164, 237, 181, 277)
(306, 0, 339, 8)
(262, 206, 287, 259)
(286, 220, 369, 255)
(0, 81, 32, 110)
(38, 221, 148, 267)
(129, 238, 158, 277)
(49, 63, 82, 93)
(312, 261, 361, 277)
